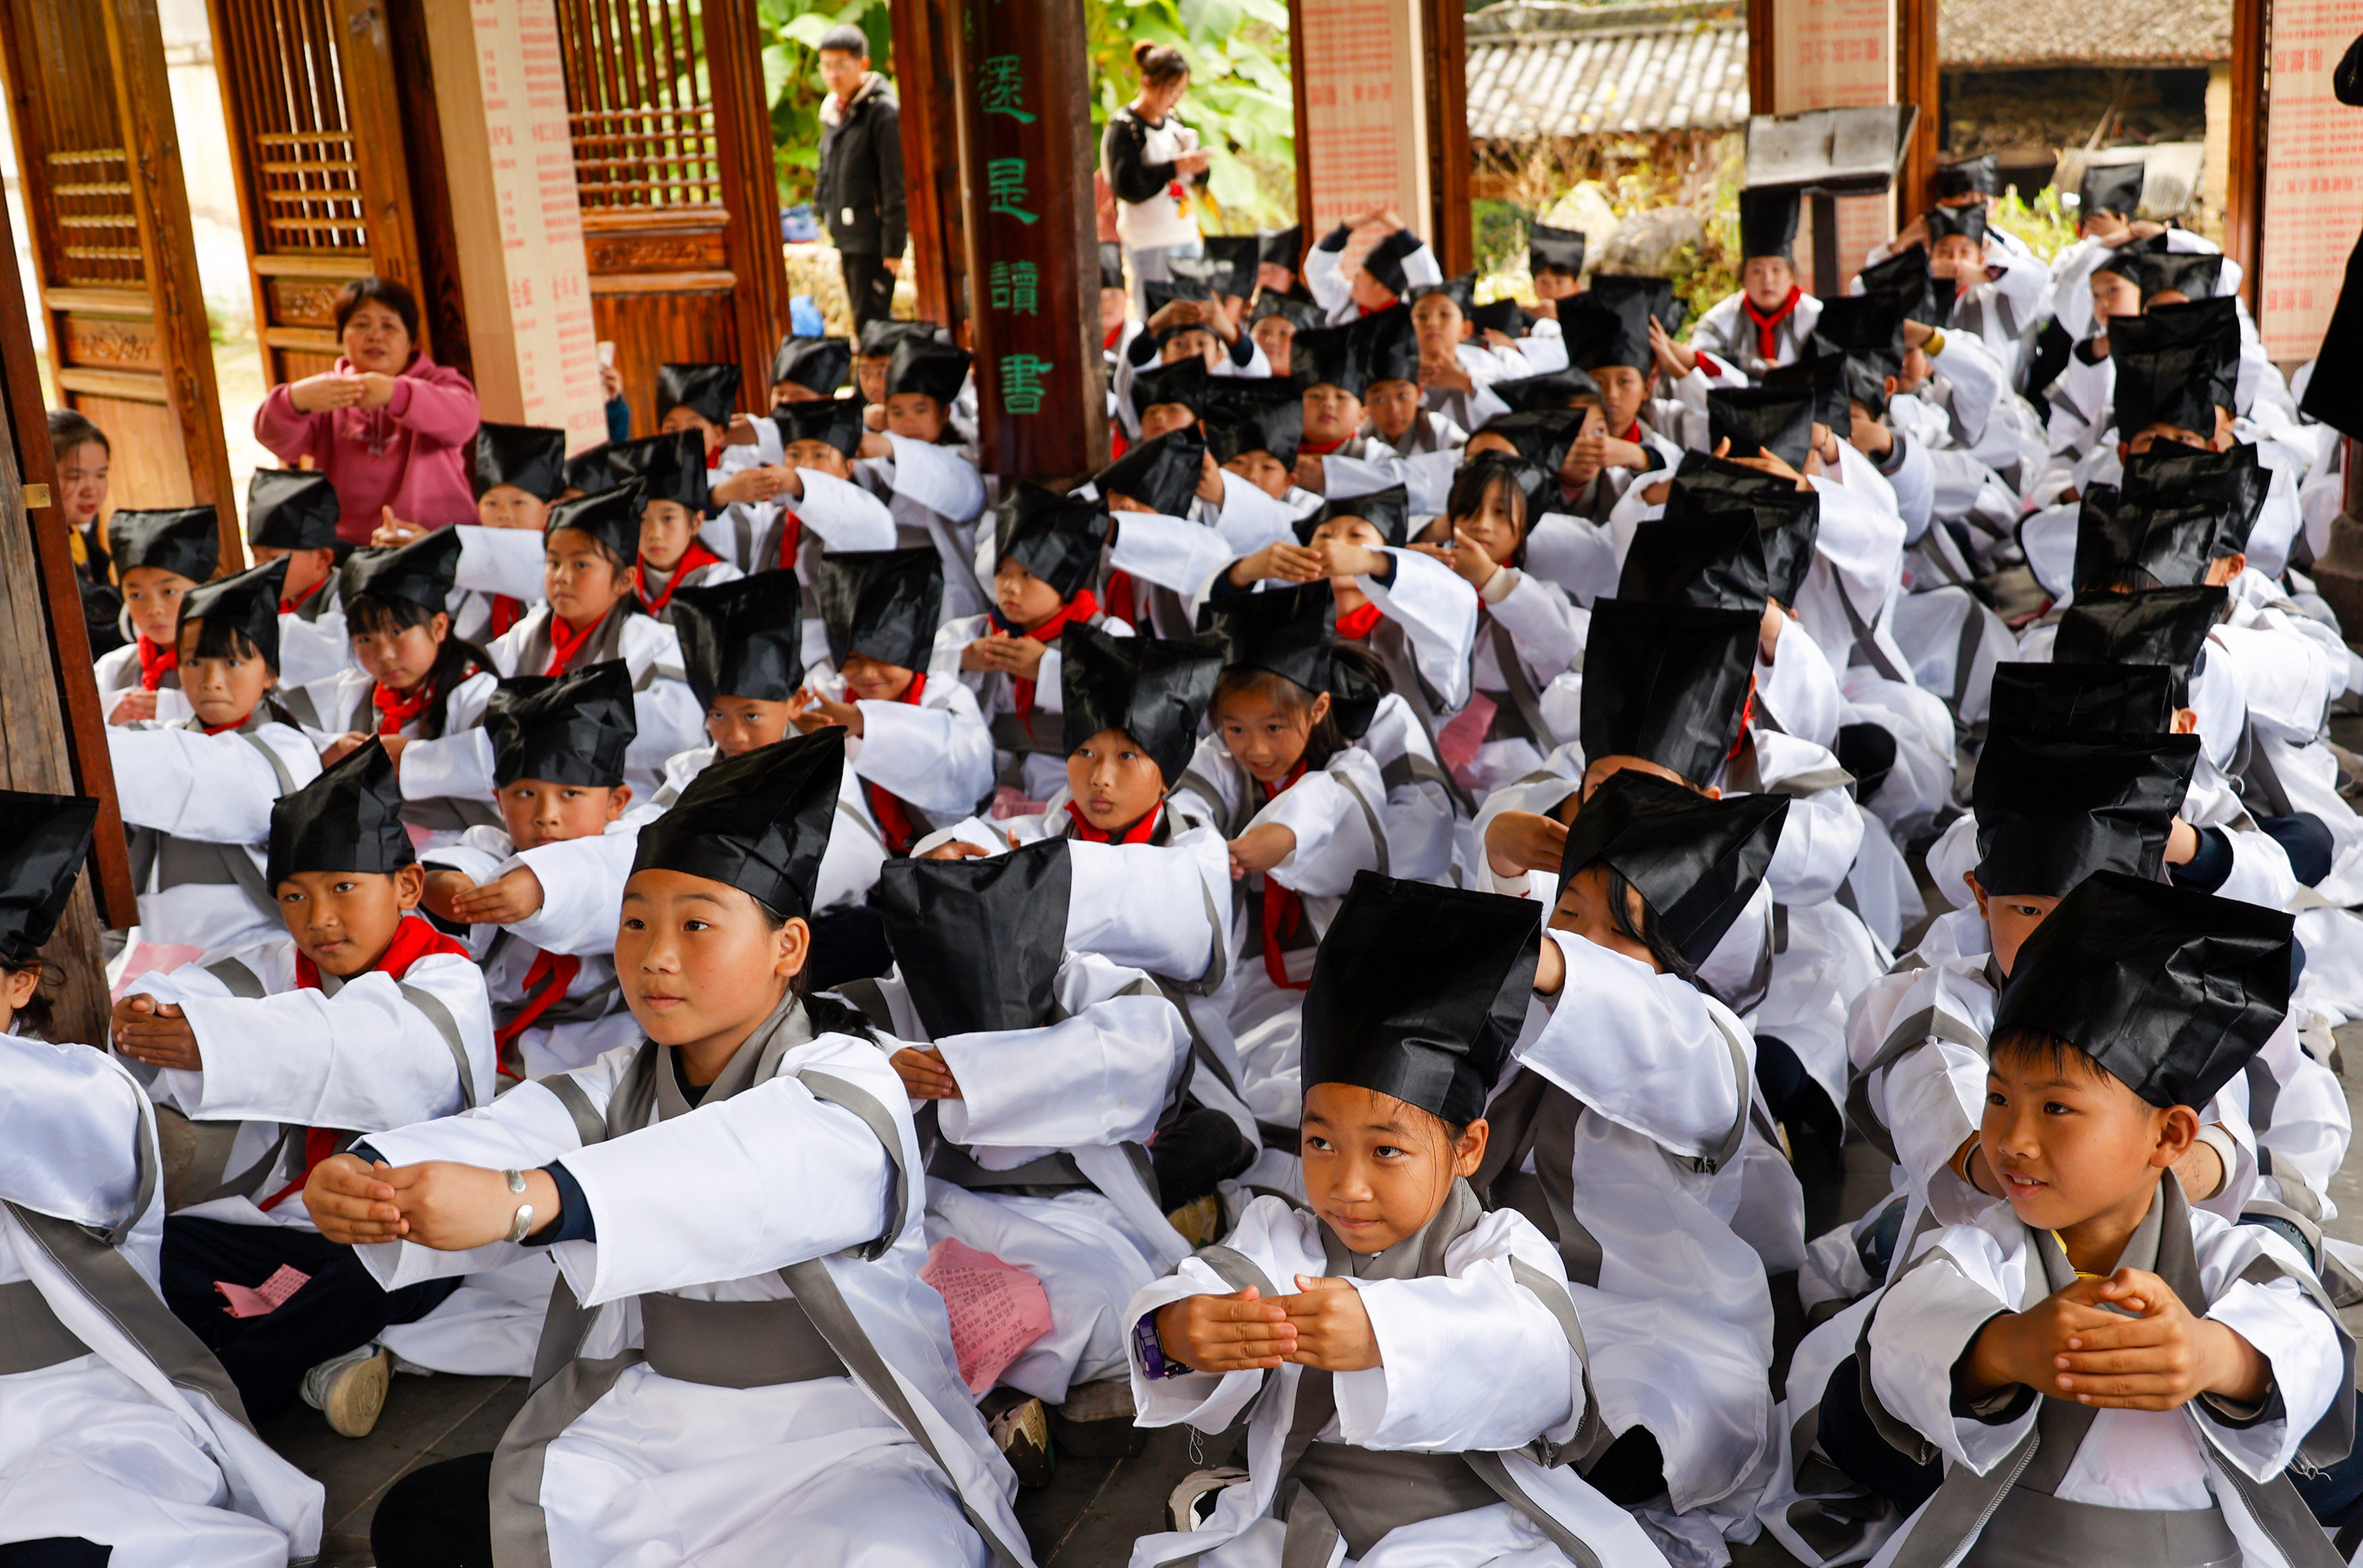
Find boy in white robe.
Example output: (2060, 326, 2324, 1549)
(307, 731, 1032, 1568)
(242, 468, 352, 688)
(1287, 319, 1415, 502)
(1129, 873, 1669, 1568)
(1303, 213, 1441, 327)
(108, 560, 324, 965)
(1689, 188, 1822, 382)
(0, 790, 325, 1567)
(95, 504, 217, 729)
(1860, 873, 2352, 1568)
(111, 741, 495, 1438)
(606, 429, 741, 616)
(855, 338, 993, 620)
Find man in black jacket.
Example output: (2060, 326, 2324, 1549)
(815, 26, 907, 334)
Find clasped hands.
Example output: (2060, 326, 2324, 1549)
(1965, 1268, 2268, 1411)
(1155, 1280, 1382, 1373)
(304, 1152, 560, 1251)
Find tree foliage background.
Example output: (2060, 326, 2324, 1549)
(757, 0, 1298, 231)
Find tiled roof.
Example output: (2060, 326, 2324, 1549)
(1465, 1, 1750, 142)
(1939, 0, 2231, 67)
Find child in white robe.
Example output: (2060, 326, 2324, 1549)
(1127, 872, 1668, 1568)
(242, 468, 352, 689)
(95, 504, 217, 728)
(0, 790, 325, 1568)
(107, 560, 323, 963)
(856, 339, 992, 619)
(609, 428, 742, 616)
(292, 529, 502, 843)
(858, 842, 1196, 1478)
(1689, 189, 1822, 381)
(111, 741, 494, 1438)
(1861, 873, 2349, 1568)
(307, 731, 1031, 1568)
(448, 422, 568, 647)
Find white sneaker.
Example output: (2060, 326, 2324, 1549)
(1167, 1465, 1249, 1532)
(300, 1343, 390, 1437)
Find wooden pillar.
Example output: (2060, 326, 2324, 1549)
(889, 0, 970, 333)
(0, 166, 136, 1043)
(2225, 0, 2266, 312)
(413, 0, 606, 448)
(1753, 0, 1900, 269)
(0, 0, 238, 559)
(1420, 0, 1472, 277)
(1894, 0, 1941, 220)
(951, 0, 1104, 480)
(706, 0, 791, 399)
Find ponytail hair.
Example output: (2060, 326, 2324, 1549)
(1133, 40, 1188, 87)
(1594, 861, 1697, 985)
(344, 590, 494, 740)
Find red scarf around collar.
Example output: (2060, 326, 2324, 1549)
(374, 677, 435, 735)
(1333, 601, 1383, 641)
(777, 508, 802, 573)
(1254, 763, 1312, 990)
(201, 714, 255, 736)
(278, 574, 328, 616)
(489, 595, 527, 637)
(863, 672, 928, 856)
(261, 916, 474, 1212)
(543, 608, 602, 678)
(1063, 796, 1163, 845)
(136, 634, 177, 691)
(637, 542, 723, 616)
(1742, 286, 1804, 362)
(1298, 435, 1346, 457)
(493, 948, 583, 1083)
(1007, 589, 1100, 718)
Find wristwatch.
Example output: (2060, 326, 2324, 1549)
(1134, 1312, 1190, 1379)
(502, 1168, 535, 1244)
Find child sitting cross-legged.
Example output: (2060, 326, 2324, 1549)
(1861, 871, 2353, 1568)
(1125, 871, 1669, 1568)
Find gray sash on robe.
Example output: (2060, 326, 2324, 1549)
(1170, 1180, 1611, 1567)
(126, 711, 298, 927)
(490, 998, 1028, 1568)
(1864, 1178, 2350, 1568)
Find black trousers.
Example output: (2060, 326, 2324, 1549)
(840, 251, 896, 335)
(0, 1543, 109, 1568)
(161, 1214, 456, 1421)
(372, 1452, 496, 1568)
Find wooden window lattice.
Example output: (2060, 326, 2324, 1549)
(553, 0, 724, 211)
(45, 147, 140, 286)
(215, 0, 370, 255)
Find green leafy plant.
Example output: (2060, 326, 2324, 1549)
(1084, 0, 1298, 231)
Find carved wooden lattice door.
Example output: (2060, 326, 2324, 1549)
(553, 0, 786, 434)
(0, 0, 236, 537)
(207, 0, 433, 388)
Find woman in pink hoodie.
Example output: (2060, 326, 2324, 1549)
(254, 277, 481, 545)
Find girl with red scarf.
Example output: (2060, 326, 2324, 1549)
(951, 483, 1130, 805)
(111, 741, 494, 1441)
(96, 504, 219, 728)
(608, 429, 742, 616)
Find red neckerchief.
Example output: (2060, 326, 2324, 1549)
(200, 713, 255, 736)
(776, 509, 802, 573)
(278, 574, 327, 616)
(1255, 763, 1311, 990)
(492, 948, 583, 1083)
(1741, 286, 1803, 362)
(1103, 570, 1142, 630)
(260, 917, 474, 1212)
(1726, 677, 1759, 769)
(1007, 589, 1100, 718)
(1620, 420, 1646, 444)
(374, 677, 435, 735)
(637, 541, 723, 616)
(1334, 601, 1383, 641)
(136, 634, 177, 691)
(1298, 435, 1346, 456)
(490, 595, 526, 637)
(1063, 796, 1163, 845)
(1105, 324, 1125, 352)
(863, 672, 928, 855)
(1109, 429, 1130, 462)
(543, 609, 601, 678)
(704, 443, 724, 471)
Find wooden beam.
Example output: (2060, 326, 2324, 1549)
(951, 0, 1105, 479)
(334, 0, 433, 351)
(384, 0, 473, 385)
(1287, 0, 1315, 246)
(1895, 0, 1942, 221)
(1422, 0, 1472, 276)
(1747, 0, 1775, 117)
(2225, 0, 2266, 308)
(889, 0, 969, 332)
(706, 0, 793, 406)
(0, 159, 137, 946)
(100, 0, 238, 560)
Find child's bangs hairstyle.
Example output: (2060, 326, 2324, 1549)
(1447, 454, 1533, 566)
(1569, 854, 1697, 985)
(550, 524, 634, 577)
(345, 589, 494, 740)
(182, 615, 275, 673)
(1986, 1025, 2119, 1088)
(1213, 661, 1349, 772)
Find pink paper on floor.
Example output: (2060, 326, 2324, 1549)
(215, 1264, 311, 1319)
(918, 1238, 1053, 1395)
(990, 785, 1046, 821)
(1433, 691, 1497, 789)
(110, 942, 205, 1001)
